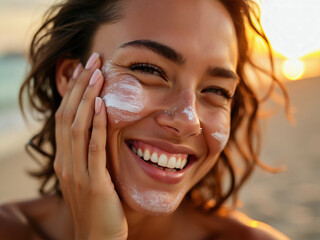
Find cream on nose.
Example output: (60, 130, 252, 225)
(181, 105, 198, 122)
(154, 88, 202, 137)
(174, 91, 200, 125)
(160, 91, 200, 136)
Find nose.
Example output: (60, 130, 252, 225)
(155, 91, 201, 137)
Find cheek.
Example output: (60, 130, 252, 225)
(211, 127, 230, 149)
(202, 111, 230, 152)
(100, 72, 146, 126)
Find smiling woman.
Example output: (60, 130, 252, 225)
(0, 0, 290, 239)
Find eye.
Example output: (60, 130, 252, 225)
(201, 87, 234, 100)
(129, 62, 167, 80)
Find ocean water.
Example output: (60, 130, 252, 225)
(0, 54, 28, 111)
(0, 54, 29, 132)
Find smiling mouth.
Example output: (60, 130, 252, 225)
(126, 140, 194, 172)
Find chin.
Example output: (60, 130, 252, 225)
(116, 181, 186, 216)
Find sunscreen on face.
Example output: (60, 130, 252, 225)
(129, 184, 184, 214)
(182, 105, 196, 121)
(102, 61, 145, 123)
(211, 127, 230, 149)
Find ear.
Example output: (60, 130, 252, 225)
(55, 58, 81, 97)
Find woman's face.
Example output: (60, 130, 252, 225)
(92, 0, 238, 215)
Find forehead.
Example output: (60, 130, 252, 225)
(95, 0, 238, 67)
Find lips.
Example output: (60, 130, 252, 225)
(126, 140, 197, 183)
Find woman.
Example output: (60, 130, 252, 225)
(0, 0, 290, 239)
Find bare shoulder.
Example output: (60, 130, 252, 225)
(207, 208, 290, 240)
(0, 195, 63, 240)
(181, 200, 289, 240)
(0, 201, 34, 239)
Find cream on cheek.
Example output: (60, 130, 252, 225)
(101, 61, 145, 123)
(202, 111, 230, 151)
(211, 125, 230, 149)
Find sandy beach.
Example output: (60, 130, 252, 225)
(240, 77, 320, 239)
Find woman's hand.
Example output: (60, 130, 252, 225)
(54, 52, 128, 240)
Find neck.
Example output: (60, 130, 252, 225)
(122, 198, 187, 239)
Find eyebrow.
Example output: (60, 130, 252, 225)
(119, 39, 185, 65)
(120, 39, 238, 81)
(207, 66, 239, 81)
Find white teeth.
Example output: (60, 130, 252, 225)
(131, 145, 189, 170)
(158, 154, 168, 167)
(151, 152, 159, 163)
(175, 158, 181, 169)
(137, 148, 143, 158)
(180, 158, 187, 169)
(167, 156, 176, 169)
(143, 149, 151, 161)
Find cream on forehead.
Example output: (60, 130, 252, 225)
(129, 184, 184, 214)
(102, 61, 144, 122)
(211, 128, 230, 148)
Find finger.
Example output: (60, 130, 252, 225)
(56, 63, 82, 144)
(88, 97, 108, 180)
(72, 69, 104, 174)
(64, 52, 101, 128)
(54, 62, 83, 172)
(62, 53, 101, 172)
(59, 62, 83, 111)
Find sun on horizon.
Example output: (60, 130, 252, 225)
(260, 0, 320, 81)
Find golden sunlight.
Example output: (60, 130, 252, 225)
(282, 58, 304, 80)
(260, 0, 320, 80)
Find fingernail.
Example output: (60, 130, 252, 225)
(95, 97, 102, 114)
(85, 52, 99, 69)
(89, 69, 101, 86)
(72, 63, 83, 79)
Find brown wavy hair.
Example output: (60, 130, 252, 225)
(19, 0, 289, 211)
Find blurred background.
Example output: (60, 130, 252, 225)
(0, 0, 319, 239)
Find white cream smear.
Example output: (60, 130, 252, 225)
(102, 61, 145, 123)
(182, 105, 196, 121)
(129, 184, 184, 214)
(211, 128, 230, 148)
(104, 79, 143, 113)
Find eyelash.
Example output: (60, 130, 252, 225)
(129, 62, 167, 80)
(128, 62, 233, 100)
(201, 87, 234, 100)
